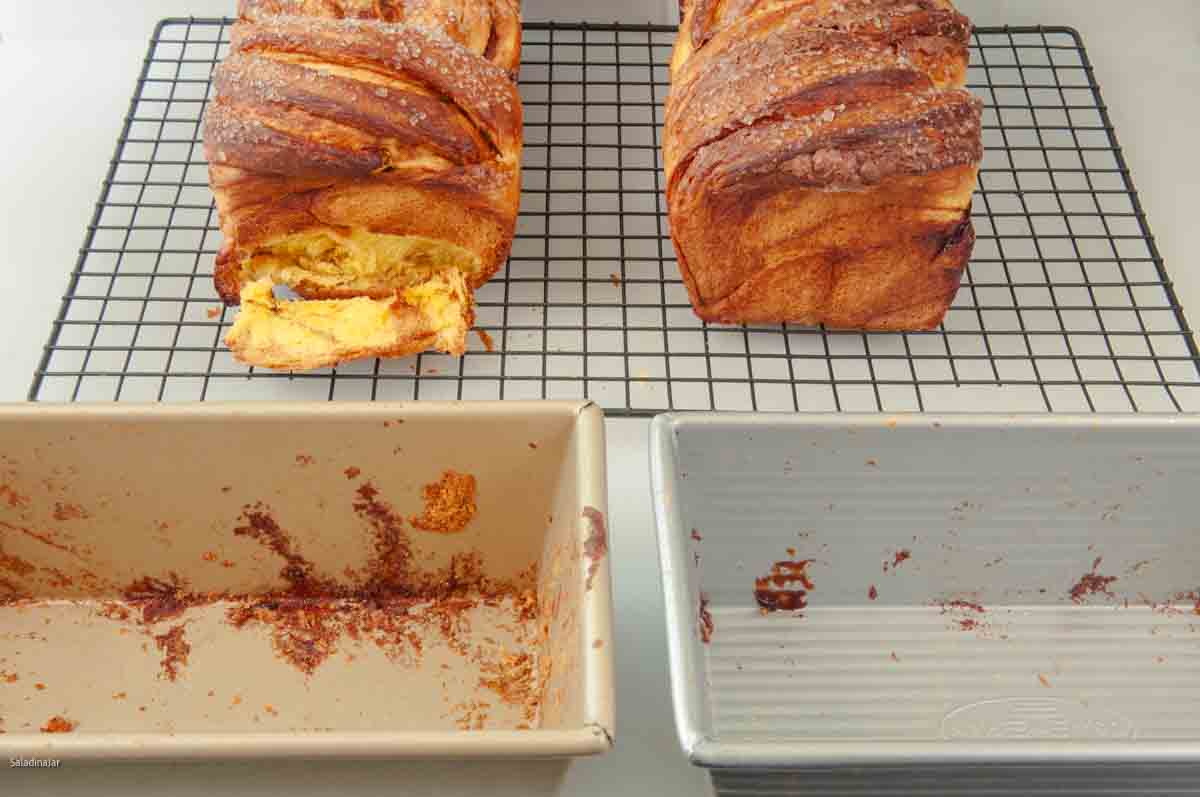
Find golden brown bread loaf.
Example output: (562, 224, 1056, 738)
(666, 0, 982, 330)
(205, 7, 521, 371)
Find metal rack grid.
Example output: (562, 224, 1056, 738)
(29, 19, 1200, 414)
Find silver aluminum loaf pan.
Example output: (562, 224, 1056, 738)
(651, 413, 1200, 794)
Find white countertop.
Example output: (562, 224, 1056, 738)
(1, 1, 1197, 794)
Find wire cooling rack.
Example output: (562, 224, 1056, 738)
(28, 19, 1200, 414)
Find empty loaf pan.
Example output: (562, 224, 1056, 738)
(0, 401, 613, 760)
(651, 414, 1200, 794)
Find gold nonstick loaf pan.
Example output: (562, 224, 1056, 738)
(0, 401, 613, 759)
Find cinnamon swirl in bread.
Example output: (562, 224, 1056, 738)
(204, 5, 521, 370)
(666, 0, 981, 330)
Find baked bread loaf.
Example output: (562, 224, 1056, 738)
(666, 0, 982, 330)
(205, 6, 521, 370)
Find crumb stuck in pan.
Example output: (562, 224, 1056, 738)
(698, 592, 714, 644)
(1069, 557, 1118, 604)
(754, 559, 813, 613)
(582, 507, 608, 591)
(883, 549, 912, 573)
(40, 716, 76, 733)
(410, 470, 478, 534)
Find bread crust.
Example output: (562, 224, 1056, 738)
(666, 0, 981, 330)
(238, 0, 522, 77)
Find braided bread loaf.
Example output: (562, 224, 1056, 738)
(666, 0, 982, 330)
(205, 2, 521, 370)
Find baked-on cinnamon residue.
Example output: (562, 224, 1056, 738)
(52, 502, 90, 521)
(40, 716, 76, 733)
(344, 466, 361, 480)
(698, 592, 714, 644)
(123, 574, 196, 625)
(0, 485, 28, 508)
(1069, 557, 1118, 603)
(3, 474, 546, 728)
(154, 624, 191, 682)
(938, 598, 988, 632)
(868, 585, 878, 601)
(582, 507, 608, 591)
(754, 560, 814, 612)
(941, 599, 986, 615)
(410, 470, 477, 534)
(0, 549, 36, 577)
(883, 549, 912, 573)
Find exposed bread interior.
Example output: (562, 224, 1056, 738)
(234, 229, 485, 300)
(225, 270, 472, 371)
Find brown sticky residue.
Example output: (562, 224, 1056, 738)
(939, 598, 988, 632)
(344, 466, 361, 480)
(698, 592, 714, 644)
(942, 599, 986, 614)
(410, 471, 477, 534)
(40, 716, 76, 733)
(112, 692, 127, 700)
(225, 497, 538, 684)
(207, 306, 222, 319)
(202, 552, 218, 563)
(222, 560, 236, 568)
(52, 502, 90, 522)
(34, 682, 46, 691)
(583, 506, 608, 591)
(123, 574, 194, 625)
(2, 672, 18, 684)
(690, 528, 702, 542)
(231, 695, 242, 706)
(593, 639, 604, 649)
(295, 454, 316, 466)
(0, 485, 29, 509)
(0, 549, 36, 577)
(528, 442, 538, 450)
(866, 458, 878, 467)
(478, 649, 539, 725)
(221, 486, 233, 494)
(1038, 673, 1052, 688)
(476, 329, 496, 352)
(609, 273, 621, 288)
(884, 549, 912, 573)
(0, 521, 86, 560)
(1069, 557, 1117, 604)
(754, 560, 814, 613)
(868, 585, 878, 601)
(154, 624, 191, 682)
(264, 704, 278, 717)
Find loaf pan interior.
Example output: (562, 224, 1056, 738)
(0, 402, 612, 759)
(652, 414, 1200, 768)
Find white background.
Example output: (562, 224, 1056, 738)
(1, 1, 1198, 794)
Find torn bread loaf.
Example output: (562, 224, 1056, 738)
(204, 9, 521, 370)
(666, 0, 982, 330)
